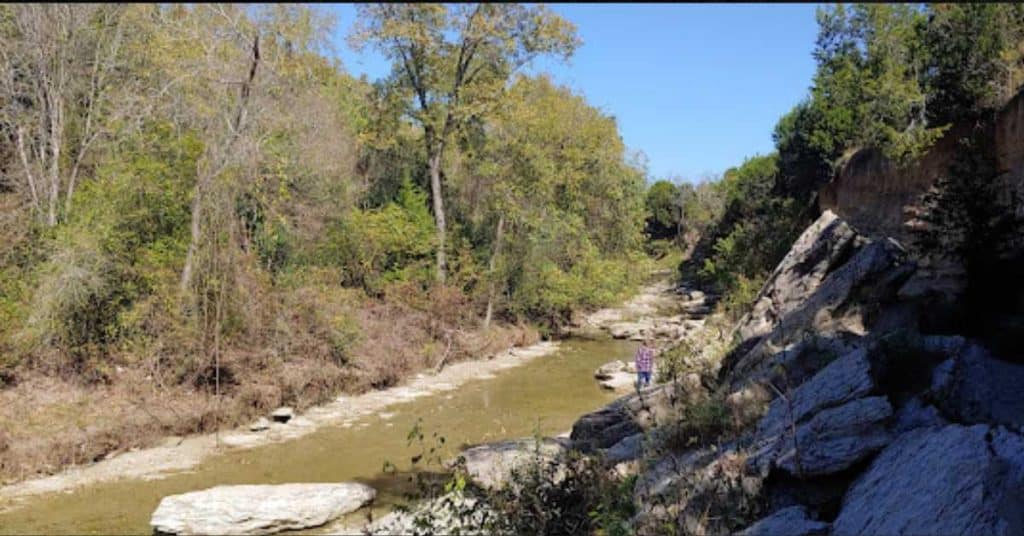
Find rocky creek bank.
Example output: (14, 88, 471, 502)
(373, 209, 1024, 535)
(577, 210, 1024, 535)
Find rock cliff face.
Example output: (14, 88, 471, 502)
(820, 89, 1024, 250)
(570, 207, 1024, 535)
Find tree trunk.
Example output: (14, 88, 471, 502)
(429, 150, 447, 283)
(180, 181, 203, 292)
(483, 214, 505, 328)
(46, 94, 63, 227)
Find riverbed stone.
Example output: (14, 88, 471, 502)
(595, 360, 627, 380)
(150, 483, 376, 535)
(249, 418, 271, 432)
(599, 371, 637, 392)
(271, 407, 294, 423)
(454, 437, 570, 490)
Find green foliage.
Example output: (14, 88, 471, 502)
(645, 180, 680, 240)
(450, 75, 647, 327)
(14, 123, 200, 373)
(320, 179, 436, 294)
(690, 155, 808, 317)
(925, 4, 1024, 125)
(809, 4, 945, 164)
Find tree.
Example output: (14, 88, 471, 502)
(0, 4, 128, 226)
(924, 3, 1024, 125)
(809, 4, 943, 164)
(458, 75, 644, 325)
(350, 3, 578, 282)
(645, 180, 680, 240)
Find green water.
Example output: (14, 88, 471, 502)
(0, 338, 636, 535)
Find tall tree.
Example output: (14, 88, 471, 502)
(350, 3, 578, 282)
(925, 3, 1024, 125)
(0, 4, 128, 226)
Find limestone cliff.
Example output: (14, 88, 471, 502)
(819, 89, 1024, 252)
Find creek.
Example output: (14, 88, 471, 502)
(0, 337, 638, 535)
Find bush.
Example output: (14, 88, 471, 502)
(319, 178, 435, 294)
(395, 423, 637, 536)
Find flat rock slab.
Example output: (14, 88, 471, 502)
(599, 371, 638, 392)
(756, 346, 875, 439)
(150, 483, 376, 535)
(751, 396, 892, 478)
(833, 424, 1024, 536)
(456, 437, 570, 490)
(595, 360, 628, 380)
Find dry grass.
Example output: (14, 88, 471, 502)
(0, 277, 539, 483)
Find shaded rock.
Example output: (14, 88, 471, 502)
(892, 397, 947, 435)
(455, 437, 569, 490)
(595, 360, 627, 380)
(571, 401, 642, 453)
(930, 340, 1024, 428)
(756, 346, 876, 440)
(271, 407, 293, 423)
(603, 433, 643, 464)
(780, 396, 892, 477)
(150, 483, 375, 536)
(833, 424, 1024, 536)
(739, 506, 829, 536)
(571, 383, 701, 453)
(751, 397, 892, 478)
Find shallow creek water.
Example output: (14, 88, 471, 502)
(0, 337, 636, 535)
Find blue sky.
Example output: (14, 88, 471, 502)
(324, 4, 821, 183)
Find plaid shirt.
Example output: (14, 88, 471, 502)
(635, 346, 654, 372)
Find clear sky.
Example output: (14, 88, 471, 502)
(324, 3, 822, 182)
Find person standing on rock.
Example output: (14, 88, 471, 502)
(635, 339, 655, 388)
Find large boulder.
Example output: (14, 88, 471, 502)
(755, 346, 877, 440)
(571, 382, 703, 452)
(739, 506, 829, 536)
(750, 397, 893, 478)
(735, 211, 863, 345)
(633, 445, 763, 536)
(929, 339, 1024, 428)
(723, 211, 915, 390)
(833, 424, 1024, 535)
(150, 483, 376, 536)
(357, 493, 494, 536)
(455, 437, 570, 490)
